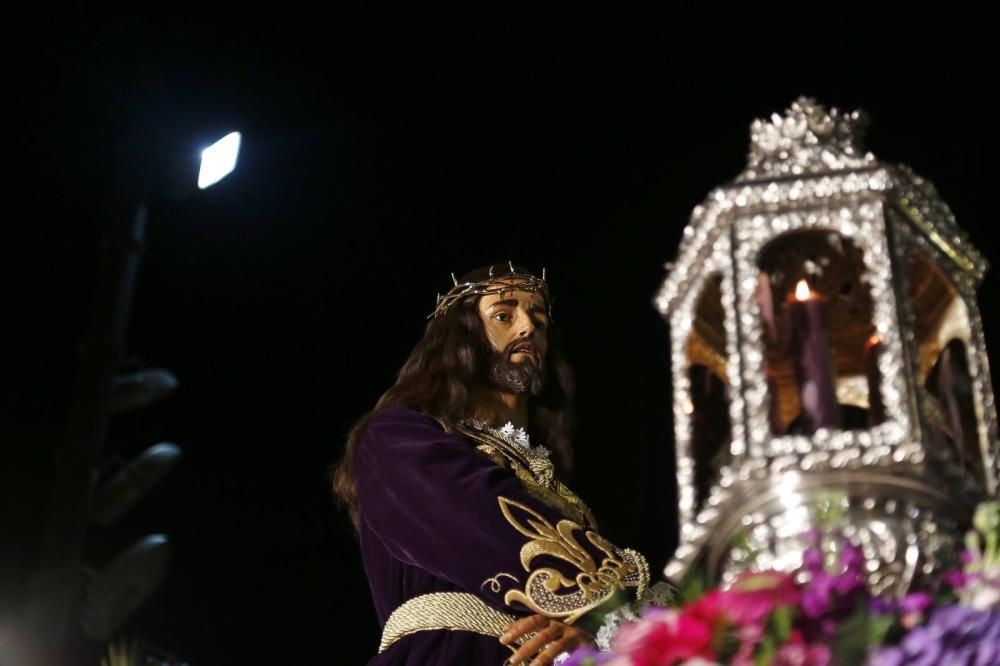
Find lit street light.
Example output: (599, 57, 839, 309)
(25, 130, 241, 657)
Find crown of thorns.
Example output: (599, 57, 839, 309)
(430, 260, 551, 319)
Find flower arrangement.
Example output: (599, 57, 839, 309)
(567, 501, 1000, 666)
(101, 638, 188, 666)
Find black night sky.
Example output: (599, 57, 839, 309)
(6, 4, 998, 665)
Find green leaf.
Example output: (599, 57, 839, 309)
(972, 500, 1000, 535)
(867, 614, 895, 645)
(754, 634, 777, 666)
(770, 606, 793, 643)
(575, 590, 630, 638)
(679, 571, 705, 604)
(812, 491, 847, 530)
(714, 626, 741, 663)
(832, 605, 895, 663)
(730, 530, 761, 568)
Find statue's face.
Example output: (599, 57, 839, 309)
(476, 279, 550, 370)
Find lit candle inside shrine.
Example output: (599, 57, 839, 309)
(787, 279, 841, 434)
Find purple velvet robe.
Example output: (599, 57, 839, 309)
(355, 408, 643, 665)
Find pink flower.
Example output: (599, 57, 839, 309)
(604, 657, 637, 666)
(682, 590, 726, 627)
(774, 640, 831, 666)
(718, 571, 800, 626)
(612, 607, 716, 666)
(730, 624, 764, 666)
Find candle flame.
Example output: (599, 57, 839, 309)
(794, 279, 811, 302)
(868, 334, 882, 348)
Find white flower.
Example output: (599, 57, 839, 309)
(594, 603, 640, 651)
(499, 421, 531, 448)
(593, 582, 674, 652)
(959, 569, 1000, 610)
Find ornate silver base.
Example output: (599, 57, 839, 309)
(684, 471, 970, 597)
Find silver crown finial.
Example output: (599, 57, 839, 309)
(739, 96, 875, 182)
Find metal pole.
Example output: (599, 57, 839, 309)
(27, 186, 148, 647)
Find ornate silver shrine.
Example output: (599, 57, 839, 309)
(656, 97, 998, 596)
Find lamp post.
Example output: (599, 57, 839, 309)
(26, 131, 242, 653)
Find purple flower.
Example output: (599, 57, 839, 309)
(974, 640, 998, 666)
(799, 552, 869, 642)
(900, 592, 932, 616)
(839, 541, 865, 572)
(867, 646, 904, 666)
(833, 569, 864, 596)
(801, 572, 835, 618)
(802, 547, 824, 573)
(900, 626, 940, 661)
(932, 603, 974, 633)
(561, 646, 611, 666)
(869, 605, 1000, 665)
(869, 596, 896, 616)
(943, 570, 971, 589)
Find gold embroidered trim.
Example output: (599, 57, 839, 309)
(482, 572, 520, 593)
(457, 420, 598, 528)
(458, 423, 539, 473)
(550, 480, 598, 529)
(497, 497, 648, 624)
(476, 443, 510, 469)
(379, 592, 522, 653)
(477, 442, 594, 526)
(623, 549, 651, 601)
(519, 472, 596, 528)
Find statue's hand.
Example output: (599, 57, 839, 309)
(500, 613, 592, 665)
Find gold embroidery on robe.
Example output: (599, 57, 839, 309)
(495, 496, 649, 624)
(481, 572, 520, 593)
(472, 441, 598, 528)
(438, 419, 593, 524)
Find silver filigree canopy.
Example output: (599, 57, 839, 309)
(656, 98, 998, 596)
(739, 97, 876, 182)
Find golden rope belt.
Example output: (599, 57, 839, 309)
(379, 592, 526, 653)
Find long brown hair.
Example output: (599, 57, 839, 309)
(331, 293, 575, 527)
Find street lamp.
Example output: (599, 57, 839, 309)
(26, 129, 242, 654)
(197, 131, 242, 190)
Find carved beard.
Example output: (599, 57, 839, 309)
(488, 341, 546, 396)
